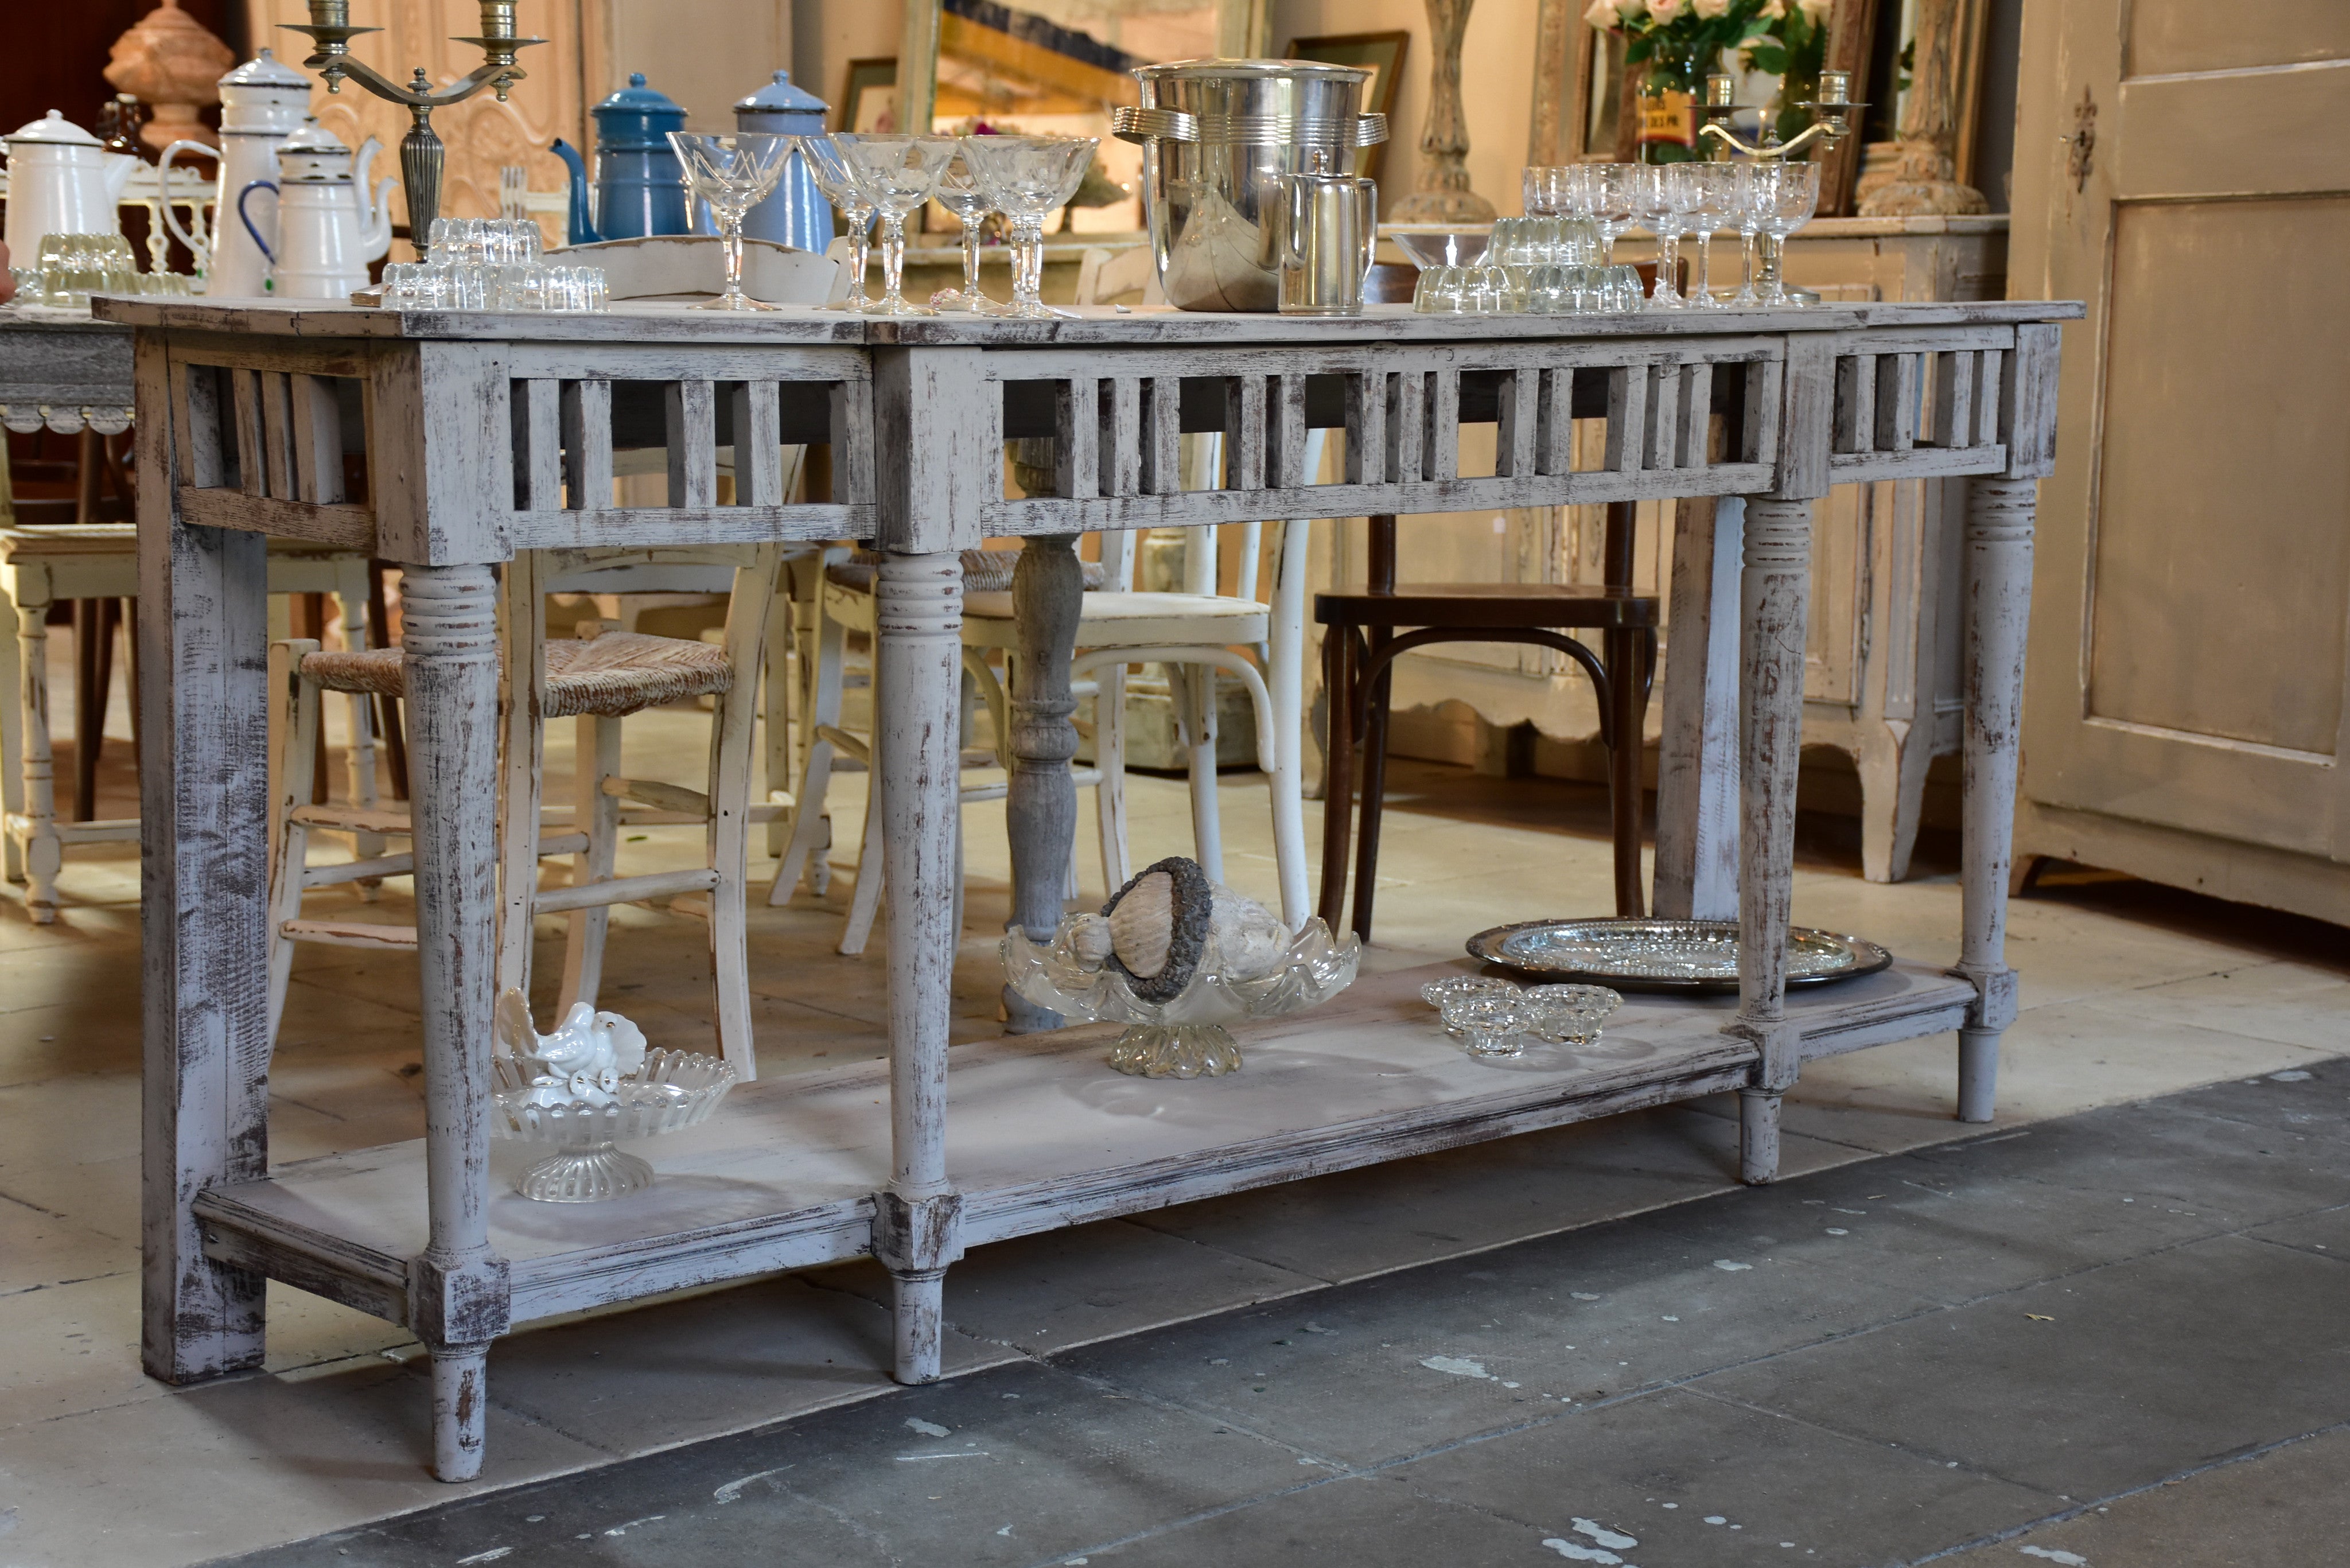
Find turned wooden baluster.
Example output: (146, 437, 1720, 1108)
(1002, 534, 1086, 1034)
(398, 562, 513, 1482)
(870, 551, 967, 1383)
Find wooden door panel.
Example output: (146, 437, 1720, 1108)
(2087, 197, 2350, 757)
(2119, 63, 2350, 200)
(2128, 0, 2350, 77)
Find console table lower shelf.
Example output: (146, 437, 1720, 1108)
(196, 958, 1975, 1336)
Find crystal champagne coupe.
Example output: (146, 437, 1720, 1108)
(1752, 160, 1820, 306)
(835, 133, 956, 316)
(929, 145, 997, 312)
(1729, 162, 1768, 306)
(962, 134, 1096, 320)
(666, 133, 795, 311)
(797, 133, 878, 312)
(1683, 162, 1734, 306)
(1588, 163, 1637, 267)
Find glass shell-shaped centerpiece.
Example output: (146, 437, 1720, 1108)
(1003, 856, 1359, 1079)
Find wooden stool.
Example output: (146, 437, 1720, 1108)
(1315, 503, 1659, 939)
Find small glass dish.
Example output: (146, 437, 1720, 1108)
(1520, 983, 1623, 1045)
(1438, 991, 1539, 1059)
(1422, 974, 1518, 1029)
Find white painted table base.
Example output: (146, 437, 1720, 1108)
(106, 296, 2071, 1482)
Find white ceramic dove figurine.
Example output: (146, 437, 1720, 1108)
(494, 989, 649, 1107)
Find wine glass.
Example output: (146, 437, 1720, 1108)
(666, 132, 796, 311)
(1569, 164, 1635, 267)
(1750, 161, 1820, 307)
(929, 145, 997, 312)
(1682, 163, 1734, 307)
(962, 134, 1096, 320)
(835, 133, 956, 316)
(1632, 165, 1681, 306)
(797, 133, 878, 312)
(1729, 162, 1769, 306)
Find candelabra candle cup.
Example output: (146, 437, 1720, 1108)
(667, 131, 795, 311)
(1439, 991, 1539, 1059)
(962, 133, 1096, 320)
(929, 146, 997, 312)
(796, 132, 877, 311)
(834, 133, 955, 316)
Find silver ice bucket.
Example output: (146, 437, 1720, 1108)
(1113, 59, 1388, 313)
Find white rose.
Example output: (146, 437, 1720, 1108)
(1795, 0, 1831, 18)
(1758, 0, 1787, 16)
(1617, 0, 1647, 19)
(1645, 0, 1688, 21)
(1693, 0, 1729, 16)
(1585, 0, 1619, 25)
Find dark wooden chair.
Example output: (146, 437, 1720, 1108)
(1315, 501, 1658, 940)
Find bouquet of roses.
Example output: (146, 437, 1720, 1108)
(1582, 0, 1779, 77)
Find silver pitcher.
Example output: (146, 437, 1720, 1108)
(1113, 59, 1387, 313)
(1278, 155, 1376, 316)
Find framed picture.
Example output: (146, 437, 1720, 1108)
(1282, 30, 1409, 182)
(838, 57, 899, 133)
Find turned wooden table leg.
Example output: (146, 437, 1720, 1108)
(141, 439, 271, 1384)
(871, 553, 966, 1382)
(1002, 534, 1084, 1033)
(1733, 495, 1815, 1185)
(1954, 476, 2036, 1122)
(398, 563, 513, 1482)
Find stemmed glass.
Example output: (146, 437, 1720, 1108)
(797, 133, 878, 312)
(1522, 165, 1571, 217)
(929, 145, 997, 312)
(666, 132, 796, 311)
(1750, 161, 1820, 307)
(962, 134, 1096, 320)
(1729, 162, 1770, 306)
(835, 133, 956, 315)
(1565, 164, 1637, 267)
(1682, 163, 1734, 307)
(1632, 165, 1680, 305)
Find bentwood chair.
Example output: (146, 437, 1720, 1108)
(1315, 501, 1659, 940)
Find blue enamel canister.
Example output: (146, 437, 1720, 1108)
(550, 73, 692, 244)
(734, 69, 833, 252)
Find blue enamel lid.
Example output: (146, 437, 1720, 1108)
(593, 73, 687, 148)
(736, 69, 827, 116)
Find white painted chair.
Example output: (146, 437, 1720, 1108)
(0, 524, 383, 923)
(265, 543, 788, 1077)
(768, 546, 1110, 955)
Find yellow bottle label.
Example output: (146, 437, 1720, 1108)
(1639, 90, 1695, 149)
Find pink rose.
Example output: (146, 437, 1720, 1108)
(1645, 0, 1688, 21)
(1694, 0, 1730, 16)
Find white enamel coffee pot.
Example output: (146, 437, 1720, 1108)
(158, 48, 312, 296)
(238, 118, 396, 299)
(1, 112, 139, 263)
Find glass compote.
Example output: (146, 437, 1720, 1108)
(1751, 160, 1820, 307)
(666, 132, 796, 311)
(835, 133, 956, 316)
(1683, 162, 1736, 307)
(797, 132, 878, 312)
(929, 145, 998, 312)
(1588, 162, 1637, 267)
(962, 134, 1096, 320)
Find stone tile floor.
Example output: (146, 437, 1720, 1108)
(221, 1064, 2350, 1568)
(2, 651, 2346, 1566)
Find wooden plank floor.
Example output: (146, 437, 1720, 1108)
(199, 959, 1976, 1325)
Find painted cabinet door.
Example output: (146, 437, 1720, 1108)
(2010, 1, 2350, 889)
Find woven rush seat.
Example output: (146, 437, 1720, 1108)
(824, 547, 1107, 595)
(302, 630, 734, 719)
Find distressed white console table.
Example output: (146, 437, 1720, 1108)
(106, 294, 2073, 1483)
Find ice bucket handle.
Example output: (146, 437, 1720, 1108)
(1114, 106, 1387, 148)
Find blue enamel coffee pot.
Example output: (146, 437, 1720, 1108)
(550, 73, 692, 245)
(733, 70, 834, 252)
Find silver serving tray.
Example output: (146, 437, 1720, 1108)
(1466, 917, 1893, 993)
